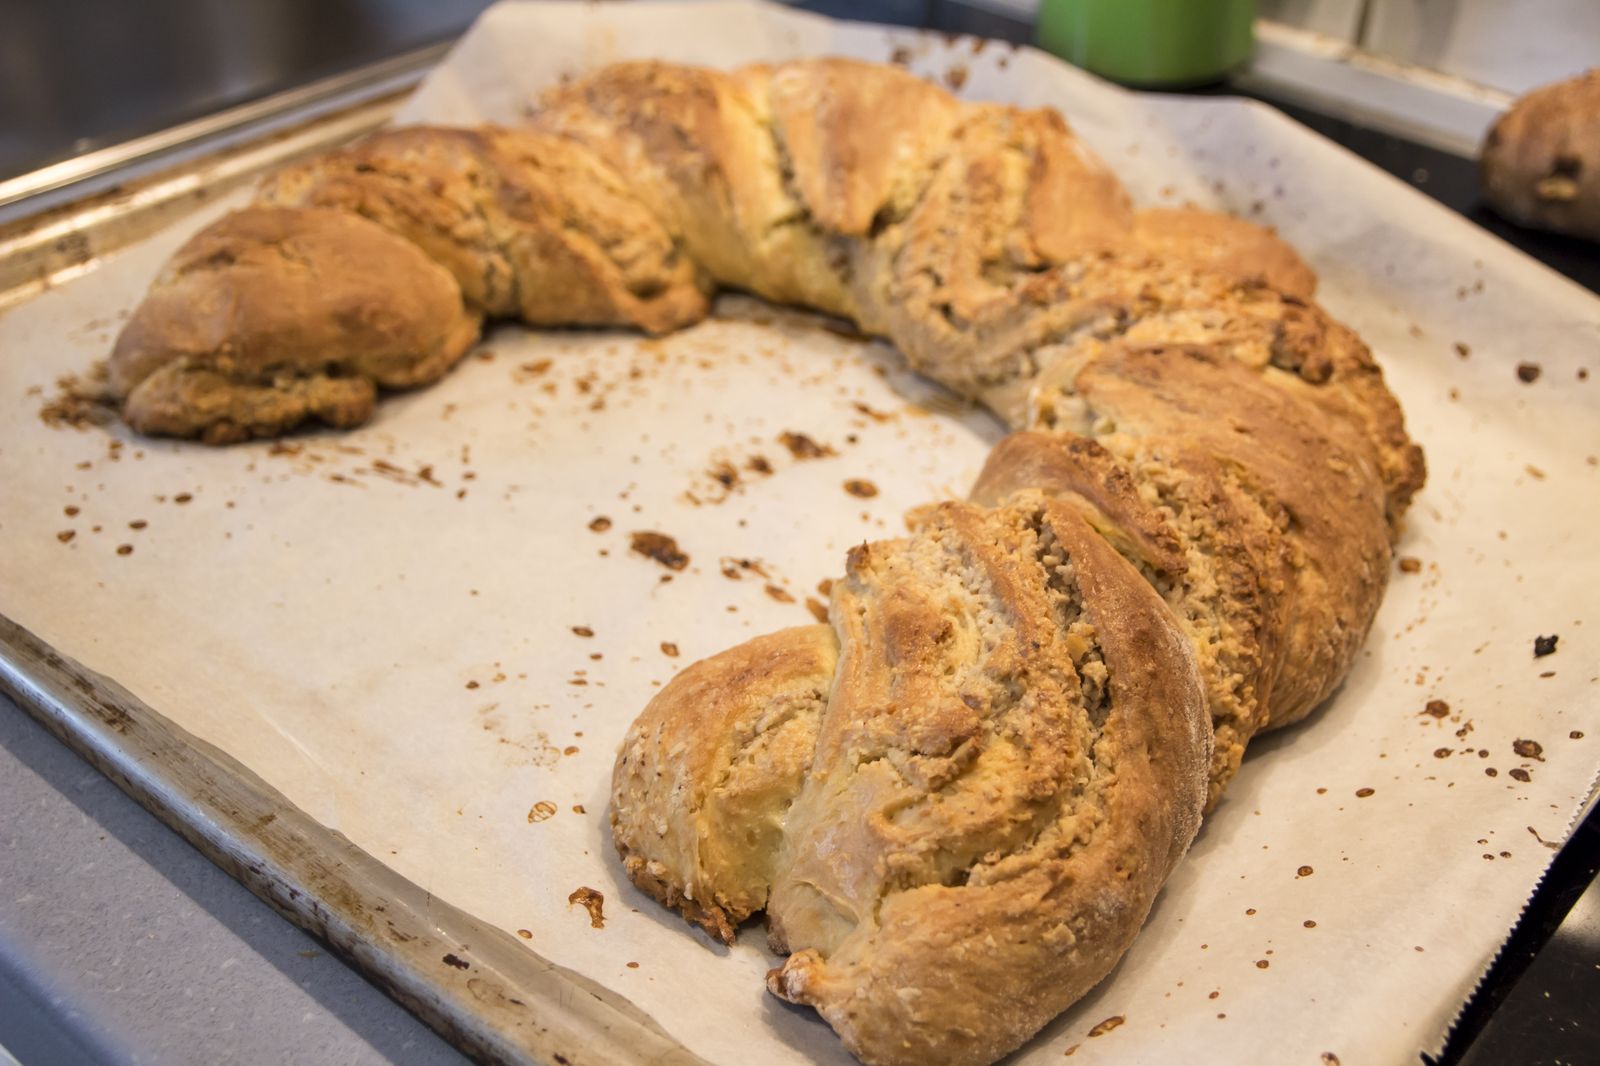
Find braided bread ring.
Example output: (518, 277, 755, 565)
(104, 58, 1424, 1065)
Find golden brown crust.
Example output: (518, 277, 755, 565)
(107, 206, 480, 442)
(865, 104, 1134, 387)
(530, 61, 829, 309)
(765, 59, 962, 238)
(261, 125, 711, 333)
(1012, 255, 1425, 527)
(764, 497, 1208, 1066)
(1133, 206, 1318, 298)
(610, 625, 838, 943)
(985, 334, 1394, 808)
(1071, 342, 1392, 728)
(1482, 69, 1600, 242)
(970, 431, 1188, 578)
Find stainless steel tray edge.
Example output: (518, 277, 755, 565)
(0, 91, 402, 313)
(0, 611, 709, 1066)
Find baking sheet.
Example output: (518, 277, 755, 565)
(2, 3, 1597, 1063)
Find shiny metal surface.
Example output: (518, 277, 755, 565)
(0, 43, 444, 214)
(0, 88, 404, 310)
(0, 610, 710, 1066)
(0, 0, 492, 183)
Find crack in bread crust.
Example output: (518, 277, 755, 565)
(100, 57, 1426, 1066)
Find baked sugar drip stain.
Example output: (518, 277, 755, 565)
(568, 887, 606, 928)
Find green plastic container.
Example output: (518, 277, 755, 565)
(1036, 0, 1257, 87)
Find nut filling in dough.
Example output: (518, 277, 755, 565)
(101, 59, 1425, 1066)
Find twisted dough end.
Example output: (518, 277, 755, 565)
(107, 207, 481, 444)
(614, 497, 1209, 1066)
(610, 624, 837, 944)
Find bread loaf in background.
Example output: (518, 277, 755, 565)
(1482, 69, 1600, 242)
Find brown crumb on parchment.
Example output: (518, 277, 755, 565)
(528, 801, 557, 823)
(1512, 738, 1545, 761)
(1087, 1016, 1124, 1038)
(778, 431, 835, 460)
(1355, 787, 1375, 797)
(572, 625, 594, 638)
(1533, 634, 1558, 657)
(1322, 1055, 1341, 1066)
(568, 887, 605, 928)
(1509, 768, 1532, 783)
(588, 516, 612, 532)
(764, 584, 794, 604)
(660, 641, 680, 658)
(39, 364, 117, 430)
(516, 929, 533, 939)
(1516, 362, 1542, 383)
(630, 531, 689, 570)
(719, 556, 769, 581)
(442, 953, 470, 971)
(852, 401, 893, 422)
(1423, 699, 1450, 718)
(805, 597, 829, 623)
(1398, 556, 1422, 573)
(844, 478, 879, 498)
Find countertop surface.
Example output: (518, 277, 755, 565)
(0, 690, 465, 1066)
(2, 3, 1596, 1065)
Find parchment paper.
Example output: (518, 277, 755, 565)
(3, 3, 1598, 1063)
